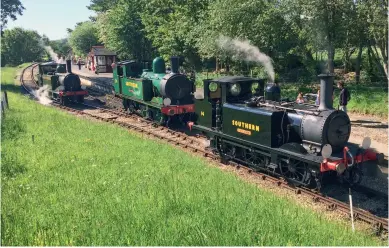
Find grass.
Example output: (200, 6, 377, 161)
(1, 66, 384, 246)
(280, 83, 388, 117)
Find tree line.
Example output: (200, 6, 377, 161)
(67, 0, 386, 83)
(1, 28, 50, 66)
(1, 0, 387, 83)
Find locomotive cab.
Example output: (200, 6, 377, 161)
(113, 60, 143, 94)
(193, 76, 264, 129)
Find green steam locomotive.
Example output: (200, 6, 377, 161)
(113, 56, 195, 126)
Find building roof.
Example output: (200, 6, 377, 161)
(90, 46, 116, 56)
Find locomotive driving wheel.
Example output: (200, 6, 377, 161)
(279, 158, 312, 186)
(77, 95, 84, 103)
(222, 143, 236, 158)
(127, 101, 136, 114)
(138, 105, 149, 118)
(219, 142, 236, 164)
(243, 149, 265, 170)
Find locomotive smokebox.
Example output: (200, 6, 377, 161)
(171, 56, 180, 73)
(66, 60, 72, 74)
(318, 74, 334, 110)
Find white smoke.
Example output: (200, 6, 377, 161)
(33, 85, 52, 105)
(58, 57, 65, 64)
(217, 35, 275, 82)
(44, 46, 59, 62)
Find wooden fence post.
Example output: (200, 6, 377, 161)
(1, 101, 5, 117)
(4, 91, 8, 109)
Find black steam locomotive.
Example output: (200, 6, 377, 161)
(38, 60, 88, 105)
(189, 74, 383, 188)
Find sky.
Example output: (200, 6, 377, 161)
(6, 0, 94, 40)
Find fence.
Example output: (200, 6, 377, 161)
(1, 91, 9, 117)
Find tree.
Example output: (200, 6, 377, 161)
(141, 0, 209, 68)
(50, 39, 71, 59)
(87, 0, 119, 12)
(96, 0, 154, 60)
(285, 0, 353, 74)
(1, 28, 45, 66)
(41, 34, 50, 46)
(195, 0, 302, 75)
(68, 21, 100, 56)
(352, 0, 370, 83)
(364, 0, 388, 79)
(1, 0, 24, 32)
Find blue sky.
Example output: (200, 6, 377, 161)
(7, 0, 94, 40)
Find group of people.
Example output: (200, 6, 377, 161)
(295, 81, 351, 113)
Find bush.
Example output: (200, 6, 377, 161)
(359, 70, 371, 84)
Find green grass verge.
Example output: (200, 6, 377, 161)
(1, 66, 383, 246)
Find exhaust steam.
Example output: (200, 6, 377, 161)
(217, 35, 275, 82)
(33, 85, 52, 105)
(44, 46, 59, 62)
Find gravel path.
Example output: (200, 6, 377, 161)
(347, 113, 388, 156)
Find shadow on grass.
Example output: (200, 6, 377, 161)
(1, 82, 30, 97)
(1, 115, 27, 177)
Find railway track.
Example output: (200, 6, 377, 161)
(20, 64, 388, 237)
(20, 63, 39, 94)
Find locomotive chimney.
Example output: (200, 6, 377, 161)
(171, 56, 179, 73)
(318, 74, 334, 110)
(66, 60, 72, 74)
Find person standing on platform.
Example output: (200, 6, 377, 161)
(315, 89, 320, 105)
(337, 81, 351, 113)
(77, 58, 81, 70)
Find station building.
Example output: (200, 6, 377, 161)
(87, 46, 117, 73)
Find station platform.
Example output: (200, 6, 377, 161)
(70, 64, 113, 85)
(69, 64, 113, 94)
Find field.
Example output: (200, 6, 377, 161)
(1, 66, 383, 246)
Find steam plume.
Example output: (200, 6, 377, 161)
(44, 46, 58, 62)
(33, 85, 52, 105)
(217, 35, 275, 82)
